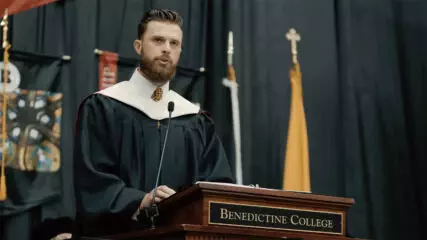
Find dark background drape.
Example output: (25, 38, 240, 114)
(1, 0, 426, 240)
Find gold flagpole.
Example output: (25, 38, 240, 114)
(0, 9, 10, 201)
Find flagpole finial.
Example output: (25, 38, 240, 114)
(286, 28, 301, 64)
(227, 31, 236, 82)
(227, 31, 234, 65)
(2, 8, 8, 20)
(1, 9, 9, 48)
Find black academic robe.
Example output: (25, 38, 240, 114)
(72, 94, 235, 238)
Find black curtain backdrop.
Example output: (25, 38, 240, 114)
(335, 1, 426, 239)
(0, 0, 426, 240)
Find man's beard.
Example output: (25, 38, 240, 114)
(139, 53, 177, 84)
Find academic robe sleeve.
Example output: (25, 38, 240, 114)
(73, 94, 146, 221)
(197, 113, 236, 183)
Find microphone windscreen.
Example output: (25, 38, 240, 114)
(168, 101, 175, 112)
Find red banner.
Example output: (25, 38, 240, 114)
(0, 0, 57, 15)
(98, 51, 118, 90)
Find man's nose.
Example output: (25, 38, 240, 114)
(162, 42, 172, 53)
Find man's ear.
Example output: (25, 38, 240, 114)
(134, 39, 142, 55)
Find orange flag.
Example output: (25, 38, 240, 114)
(0, 0, 57, 16)
(283, 28, 311, 192)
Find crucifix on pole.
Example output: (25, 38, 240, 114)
(286, 28, 301, 65)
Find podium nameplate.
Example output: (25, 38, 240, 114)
(208, 201, 344, 235)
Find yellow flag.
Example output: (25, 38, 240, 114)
(283, 62, 311, 192)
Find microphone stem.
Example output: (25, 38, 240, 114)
(149, 111, 173, 225)
(145, 102, 174, 229)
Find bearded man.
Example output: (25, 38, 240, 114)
(72, 9, 234, 238)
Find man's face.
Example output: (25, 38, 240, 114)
(134, 21, 183, 84)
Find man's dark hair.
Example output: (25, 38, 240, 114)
(137, 9, 183, 39)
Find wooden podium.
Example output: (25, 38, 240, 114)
(106, 182, 359, 240)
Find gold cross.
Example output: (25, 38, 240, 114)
(286, 28, 301, 64)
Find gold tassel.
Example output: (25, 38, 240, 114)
(227, 65, 236, 82)
(0, 175, 6, 201)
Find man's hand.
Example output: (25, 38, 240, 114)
(140, 185, 176, 209)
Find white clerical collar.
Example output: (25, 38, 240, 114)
(129, 69, 170, 101)
(97, 68, 200, 120)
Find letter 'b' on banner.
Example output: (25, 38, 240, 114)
(98, 51, 118, 90)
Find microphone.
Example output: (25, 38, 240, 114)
(144, 101, 175, 229)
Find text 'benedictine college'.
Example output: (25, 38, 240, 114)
(220, 208, 334, 229)
(208, 202, 343, 234)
